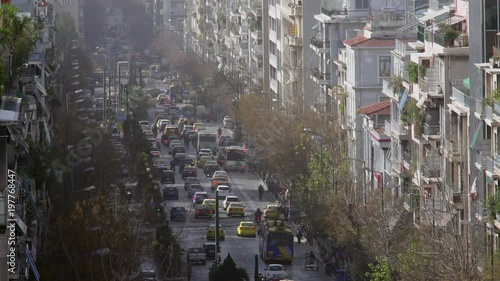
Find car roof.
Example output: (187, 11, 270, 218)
(217, 185, 230, 190)
(225, 196, 238, 200)
(194, 192, 207, 195)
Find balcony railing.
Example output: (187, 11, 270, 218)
(403, 150, 411, 163)
(423, 123, 440, 136)
(310, 37, 330, 50)
(421, 163, 441, 178)
(311, 68, 330, 81)
(321, 7, 346, 16)
(486, 156, 496, 176)
(451, 85, 471, 108)
(392, 121, 408, 136)
(384, 120, 391, 136)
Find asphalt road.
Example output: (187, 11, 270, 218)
(140, 105, 331, 281)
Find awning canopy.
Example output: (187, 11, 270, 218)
(398, 90, 409, 112)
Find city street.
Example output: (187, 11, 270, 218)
(140, 106, 331, 281)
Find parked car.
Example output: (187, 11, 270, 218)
(163, 186, 179, 200)
(186, 248, 207, 264)
(170, 207, 187, 221)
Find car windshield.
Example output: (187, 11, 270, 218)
(218, 186, 230, 191)
(241, 222, 254, 227)
(230, 203, 243, 208)
(227, 197, 239, 202)
(188, 248, 202, 253)
(171, 207, 184, 211)
(269, 265, 283, 271)
(267, 205, 279, 210)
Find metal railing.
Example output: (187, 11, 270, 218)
(421, 163, 441, 178)
(311, 69, 330, 81)
(403, 150, 412, 163)
(392, 121, 408, 136)
(310, 37, 330, 49)
(486, 156, 494, 174)
(423, 123, 440, 135)
(384, 120, 391, 136)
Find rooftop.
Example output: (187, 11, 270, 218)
(358, 100, 391, 115)
(343, 35, 396, 48)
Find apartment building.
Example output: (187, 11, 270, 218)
(53, 0, 83, 37)
(382, 0, 470, 229)
(261, 0, 319, 111)
(166, 0, 186, 32)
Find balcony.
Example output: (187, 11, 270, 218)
(449, 85, 471, 115)
(421, 162, 441, 180)
(402, 150, 412, 164)
(382, 79, 400, 101)
(423, 123, 440, 139)
(310, 68, 330, 85)
(485, 156, 500, 179)
(320, 7, 369, 19)
(431, 31, 469, 55)
(384, 120, 392, 136)
(310, 37, 330, 53)
(441, 139, 462, 162)
(485, 104, 500, 127)
(444, 184, 464, 209)
(419, 68, 442, 98)
(285, 34, 301, 47)
(389, 120, 409, 140)
(250, 30, 262, 40)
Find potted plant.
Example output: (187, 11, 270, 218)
(487, 196, 500, 221)
(437, 23, 459, 47)
(388, 75, 404, 96)
(407, 62, 426, 84)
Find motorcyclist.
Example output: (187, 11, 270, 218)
(258, 184, 264, 201)
(125, 188, 132, 203)
(254, 208, 263, 221)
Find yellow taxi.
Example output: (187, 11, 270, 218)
(264, 204, 279, 219)
(202, 199, 217, 212)
(226, 202, 245, 217)
(236, 221, 256, 237)
(206, 224, 225, 240)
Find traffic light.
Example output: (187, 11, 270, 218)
(156, 206, 163, 213)
(123, 84, 128, 92)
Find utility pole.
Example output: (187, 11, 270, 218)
(215, 190, 221, 265)
(254, 254, 259, 281)
(103, 66, 107, 120)
(118, 63, 121, 110)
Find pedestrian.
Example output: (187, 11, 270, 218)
(296, 230, 302, 244)
(187, 261, 192, 281)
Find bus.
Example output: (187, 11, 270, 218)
(222, 146, 246, 172)
(181, 104, 195, 120)
(169, 84, 183, 103)
(197, 132, 217, 153)
(259, 219, 294, 263)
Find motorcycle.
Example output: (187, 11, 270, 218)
(254, 213, 262, 224)
(126, 189, 132, 203)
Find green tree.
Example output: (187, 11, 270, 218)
(0, 4, 38, 92)
(365, 256, 392, 281)
(209, 253, 249, 281)
(54, 13, 77, 59)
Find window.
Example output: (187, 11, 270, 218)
(356, 0, 369, 9)
(276, 20, 281, 37)
(270, 41, 276, 55)
(271, 66, 277, 80)
(379, 56, 391, 77)
(62, 0, 71, 6)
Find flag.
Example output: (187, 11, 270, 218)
(470, 177, 477, 200)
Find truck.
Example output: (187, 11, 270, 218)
(197, 131, 218, 154)
(186, 247, 207, 264)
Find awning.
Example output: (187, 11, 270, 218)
(418, 8, 450, 23)
(443, 15, 466, 26)
(470, 124, 482, 149)
(398, 90, 409, 112)
(21, 244, 40, 281)
(463, 77, 470, 90)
